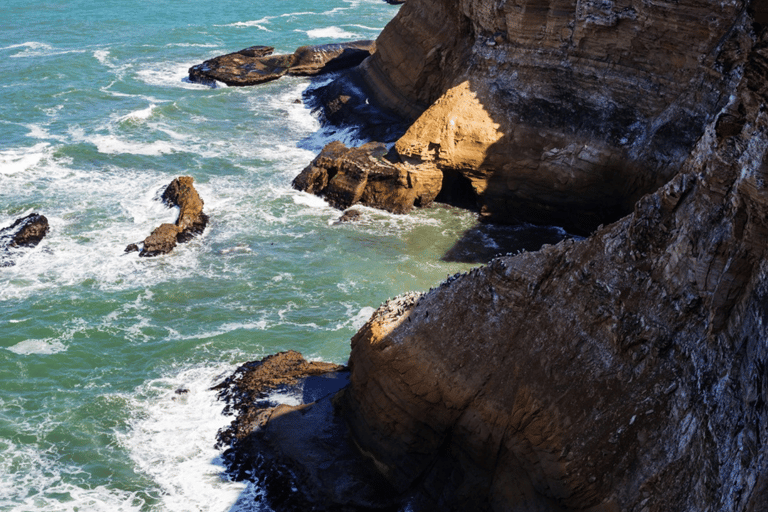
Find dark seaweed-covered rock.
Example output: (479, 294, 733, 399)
(0, 213, 49, 266)
(213, 351, 396, 511)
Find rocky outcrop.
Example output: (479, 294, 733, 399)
(305, 0, 755, 233)
(188, 41, 375, 87)
(292, 140, 442, 213)
(126, 176, 208, 257)
(0, 213, 49, 266)
(213, 351, 398, 511)
(331, 27, 768, 511)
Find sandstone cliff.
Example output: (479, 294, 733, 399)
(336, 25, 768, 511)
(302, 0, 756, 233)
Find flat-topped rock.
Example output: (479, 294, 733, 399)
(188, 41, 375, 87)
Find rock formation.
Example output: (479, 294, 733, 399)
(302, 0, 756, 234)
(126, 176, 208, 257)
(293, 140, 441, 213)
(0, 213, 49, 266)
(224, 4, 768, 512)
(213, 351, 399, 511)
(332, 25, 768, 511)
(188, 41, 375, 87)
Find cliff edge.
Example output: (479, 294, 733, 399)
(301, 0, 756, 233)
(337, 24, 768, 511)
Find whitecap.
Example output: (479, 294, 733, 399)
(304, 27, 360, 39)
(119, 364, 271, 512)
(93, 49, 111, 66)
(117, 104, 156, 123)
(5, 41, 86, 59)
(88, 134, 177, 155)
(0, 442, 146, 512)
(223, 20, 271, 31)
(5, 338, 67, 355)
(0, 142, 50, 176)
(135, 60, 211, 89)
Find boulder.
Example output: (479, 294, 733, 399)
(188, 41, 375, 87)
(292, 140, 442, 213)
(0, 213, 49, 266)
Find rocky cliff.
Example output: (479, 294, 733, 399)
(301, 0, 756, 233)
(335, 23, 768, 511)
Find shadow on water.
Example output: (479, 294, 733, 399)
(441, 220, 578, 264)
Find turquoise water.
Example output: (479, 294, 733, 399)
(0, 1, 492, 510)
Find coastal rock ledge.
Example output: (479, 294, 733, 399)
(231, 4, 768, 512)
(301, 0, 760, 234)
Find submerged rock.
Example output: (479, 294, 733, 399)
(128, 176, 209, 257)
(0, 213, 49, 266)
(188, 41, 375, 87)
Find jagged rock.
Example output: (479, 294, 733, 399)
(331, 28, 768, 511)
(129, 176, 209, 257)
(305, 0, 755, 233)
(188, 41, 375, 87)
(292, 140, 442, 213)
(0, 213, 49, 266)
(213, 351, 397, 511)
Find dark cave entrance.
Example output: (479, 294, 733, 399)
(434, 168, 479, 211)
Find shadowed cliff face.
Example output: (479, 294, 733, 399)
(338, 27, 768, 511)
(309, 0, 755, 233)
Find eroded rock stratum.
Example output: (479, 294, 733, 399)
(300, 0, 757, 233)
(336, 26, 768, 511)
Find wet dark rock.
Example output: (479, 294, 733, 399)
(124, 243, 139, 253)
(213, 351, 396, 511)
(303, 67, 411, 143)
(336, 209, 362, 223)
(0, 213, 49, 266)
(188, 41, 375, 87)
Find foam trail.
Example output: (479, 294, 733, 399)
(120, 364, 274, 512)
(305, 27, 359, 39)
(0, 443, 145, 512)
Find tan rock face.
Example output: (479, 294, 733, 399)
(339, 29, 768, 511)
(129, 176, 209, 257)
(347, 0, 754, 232)
(292, 141, 443, 213)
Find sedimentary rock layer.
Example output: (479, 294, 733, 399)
(311, 0, 755, 233)
(337, 28, 768, 511)
(293, 140, 442, 213)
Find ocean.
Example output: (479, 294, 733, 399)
(0, 1, 567, 510)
